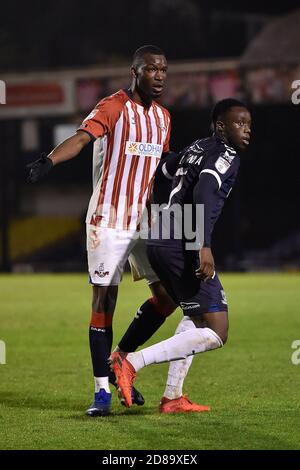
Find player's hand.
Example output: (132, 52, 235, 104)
(195, 247, 215, 282)
(27, 153, 53, 183)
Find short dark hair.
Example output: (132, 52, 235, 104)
(211, 98, 249, 128)
(132, 45, 165, 67)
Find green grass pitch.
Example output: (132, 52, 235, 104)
(0, 272, 300, 450)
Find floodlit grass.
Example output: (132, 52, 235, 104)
(0, 273, 300, 450)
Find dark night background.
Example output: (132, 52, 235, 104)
(0, 0, 300, 271)
(1, 0, 300, 70)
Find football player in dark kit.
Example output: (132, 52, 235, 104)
(111, 98, 252, 411)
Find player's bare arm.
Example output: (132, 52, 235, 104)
(48, 130, 91, 165)
(27, 130, 91, 183)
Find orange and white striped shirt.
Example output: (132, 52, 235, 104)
(78, 89, 171, 231)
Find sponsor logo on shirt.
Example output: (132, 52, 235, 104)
(125, 141, 163, 157)
(215, 156, 231, 174)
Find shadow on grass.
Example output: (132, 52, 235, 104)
(0, 391, 156, 417)
(66, 408, 156, 421)
(1, 391, 298, 449)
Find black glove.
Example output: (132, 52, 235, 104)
(27, 153, 53, 183)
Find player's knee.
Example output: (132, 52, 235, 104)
(201, 310, 228, 346)
(92, 285, 117, 313)
(203, 326, 228, 347)
(220, 331, 228, 345)
(220, 320, 229, 345)
(149, 296, 176, 317)
(150, 282, 177, 317)
(212, 325, 228, 345)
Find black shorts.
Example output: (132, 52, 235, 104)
(147, 244, 228, 316)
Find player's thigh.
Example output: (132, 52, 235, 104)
(86, 224, 135, 286)
(92, 285, 119, 314)
(180, 273, 228, 315)
(128, 237, 160, 285)
(185, 274, 229, 342)
(148, 281, 177, 311)
(146, 244, 192, 305)
(129, 238, 177, 309)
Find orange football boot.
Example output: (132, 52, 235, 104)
(110, 351, 136, 408)
(159, 395, 211, 413)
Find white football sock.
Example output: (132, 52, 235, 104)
(163, 316, 195, 400)
(94, 376, 110, 393)
(127, 327, 223, 370)
(126, 317, 195, 373)
(126, 351, 145, 372)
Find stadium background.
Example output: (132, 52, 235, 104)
(0, 0, 300, 451)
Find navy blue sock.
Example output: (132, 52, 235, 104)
(118, 299, 167, 352)
(89, 325, 112, 378)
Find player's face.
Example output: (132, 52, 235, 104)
(134, 53, 168, 99)
(223, 107, 252, 152)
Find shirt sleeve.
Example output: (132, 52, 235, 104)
(200, 146, 239, 190)
(193, 173, 219, 248)
(77, 94, 124, 140)
(162, 115, 171, 153)
(160, 151, 181, 180)
(194, 145, 240, 247)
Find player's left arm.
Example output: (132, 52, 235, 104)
(158, 151, 181, 180)
(193, 174, 219, 281)
(194, 153, 239, 281)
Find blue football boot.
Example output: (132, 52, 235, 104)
(86, 388, 112, 417)
(109, 369, 145, 406)
(132, 386, 145, 406)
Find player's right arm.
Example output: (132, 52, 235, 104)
(27, 131, 91, 183)
(48, 131, 91, 166)
(27, 92, 124, 183)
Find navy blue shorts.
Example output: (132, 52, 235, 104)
(147, 244, 228, 316)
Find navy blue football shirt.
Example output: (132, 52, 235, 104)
(149, 134, 240, 249)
